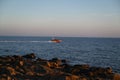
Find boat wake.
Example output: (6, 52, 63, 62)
(0, 40, 52, 43)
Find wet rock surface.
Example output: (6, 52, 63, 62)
(0, 53, 120, 80)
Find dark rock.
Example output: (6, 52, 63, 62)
(113, 74, 120, 80)
(34, 65, 53, 74)
(71, 64, 89, 76)
(0, 53, 119, 80)
(36, 58, 47, 62)
(7, 66, 16, 75)
(26, 71, 34, 76)
(0, 67, 11, 75)
(22, 53, 36, 59)
(49, 58, 62, 67)
(40, 74, 82, 80)
(62, 64, 73, 73)
(73, 64, 89, 69)
(106, 67, 112, 74)
(36, 60, 51, 67)
(12, 55, 23, 60)
(0, 66, 16, 76)
(61, 59, 67, 64)
(0, 74, 12, 80)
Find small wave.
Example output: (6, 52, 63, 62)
(0, 40, 51, 43)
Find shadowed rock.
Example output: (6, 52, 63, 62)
(113, 74, 120, 80)
(22, 53, 36, 59)
(0, 53, 120, 80)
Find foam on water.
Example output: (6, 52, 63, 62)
(0, 40, 52, 43)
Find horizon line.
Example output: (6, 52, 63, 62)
(0, 35, 120, 38)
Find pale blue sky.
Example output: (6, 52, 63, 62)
(0, 0, 120, 37)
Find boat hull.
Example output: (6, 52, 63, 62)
(51, 39, 62, 43)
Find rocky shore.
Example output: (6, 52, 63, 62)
(0, 53, 120, 80)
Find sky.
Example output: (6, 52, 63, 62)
(0, 0, 120, 37)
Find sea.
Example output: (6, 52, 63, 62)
(0, 36, 120, 73)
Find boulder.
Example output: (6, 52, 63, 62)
(0, 74, 12, 80)
(7, 66, 16, 75)
(66, 75, 81, 80)
(49, 58, 62, 68)
(105, 67, 112, 74)
(26, 71, 34, 76)
(113, 74, 120, 80)
(36, 61, 51, 67)
(0, 53, 120, 80)
(34, 65, 53, 74)
(22, 53, 36, 59)
(40, 74, 82, 80)
(0, 67, 11, 75)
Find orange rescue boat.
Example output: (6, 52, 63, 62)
(51, 38, 62, 43)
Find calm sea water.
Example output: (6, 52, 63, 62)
(0, 36, 120, 73)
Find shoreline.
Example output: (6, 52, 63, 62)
(0, 53, 120, 80)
